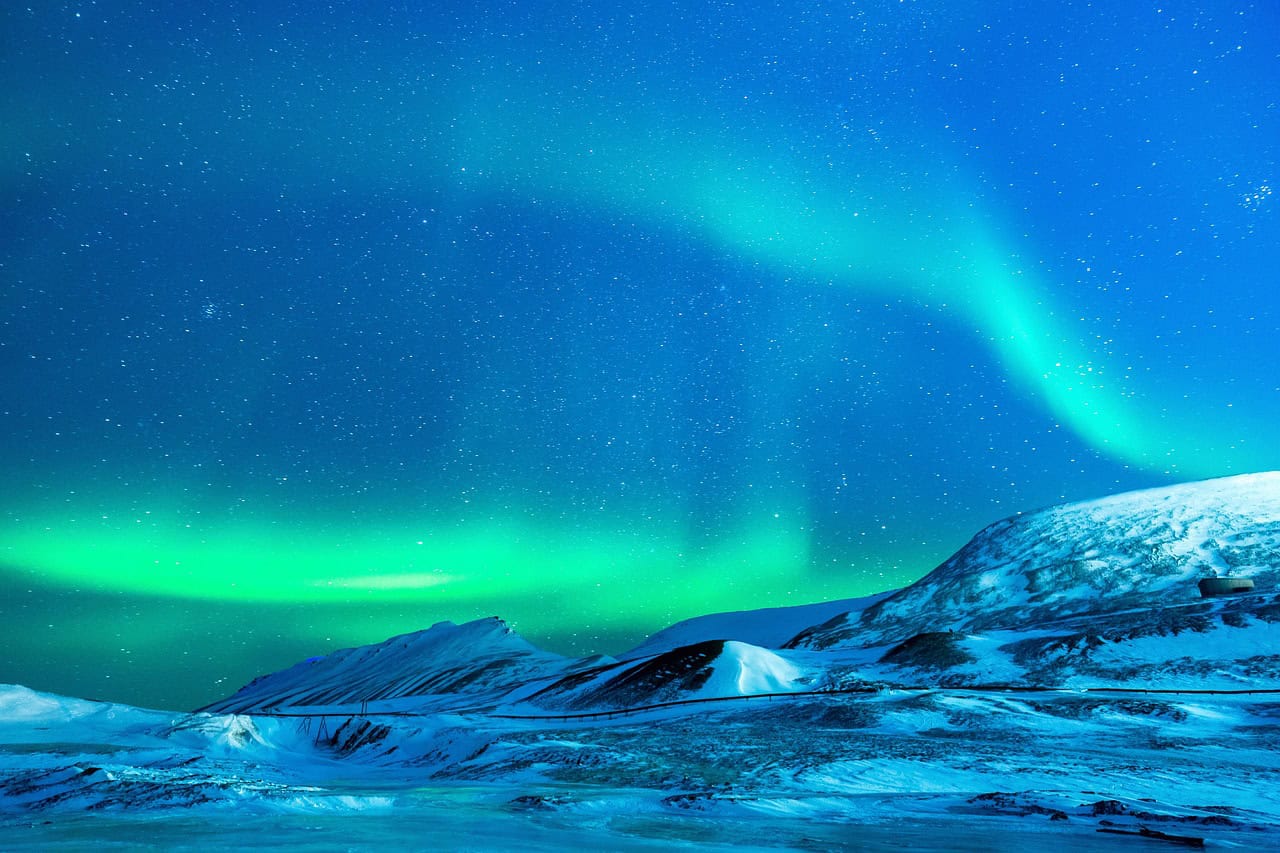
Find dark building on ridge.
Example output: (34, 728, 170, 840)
(1198, 577, 1255, 598)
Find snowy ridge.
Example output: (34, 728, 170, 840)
(0, 684, 175, 741)
(622, 592, 893, 658)
(200, 616, 570, 714)
(521, 640, 812, 711)
(791, 472, 1280, 650)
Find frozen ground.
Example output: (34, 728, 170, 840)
(1, 792, 1178, 853)
(2, 684, 1279, 850)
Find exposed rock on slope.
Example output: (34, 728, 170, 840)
(790, 472, 1280, 650)
(525, 640, 809, 711)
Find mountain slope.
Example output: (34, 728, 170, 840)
(837, 589, 1280, 691)
(790, 472, 1280, 650)
(523, 640, 812, 711)
(200, 617, 570, 714)
(622, 592, 894, 659)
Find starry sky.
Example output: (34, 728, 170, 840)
(2, 1, 1277, 710)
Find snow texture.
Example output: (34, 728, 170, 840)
(792, 471, 1280, 650)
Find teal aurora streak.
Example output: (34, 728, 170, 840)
(445, 66, 1257, 477)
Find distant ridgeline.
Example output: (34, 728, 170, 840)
(201, 472, 1280, 717)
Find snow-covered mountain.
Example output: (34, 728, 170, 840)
(205, 473, 1280, 714)
(201, 617, 579, 714)
(620, 592, 893, 659)
(523, 640, 812, 711)
(790, 472, 1280, 651)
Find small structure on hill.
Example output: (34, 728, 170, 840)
(1197, 577, 1255, 598)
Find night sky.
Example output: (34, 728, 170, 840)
(2, 1, 1277, 711)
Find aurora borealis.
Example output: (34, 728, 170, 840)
(2, 1, 1277, 710)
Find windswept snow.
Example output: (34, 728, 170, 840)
(792, 471, 1280, 650)
(623, 592, 894, 658)
(684, 641, 806, 699)
(201, 616, 572, 715)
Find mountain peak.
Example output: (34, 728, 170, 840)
(791, 472, 1280, 649)
(201, 615, 563, 714)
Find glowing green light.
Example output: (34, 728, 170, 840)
(443, 68, 1259, 477)
(1, 507, 825, 626)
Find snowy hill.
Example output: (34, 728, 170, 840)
(621, 592, 893, 659)
(0, 684, 349, 813)
(201, 617, 573, 714)
(524, 640, 812, 711)
(790, 472, 1280, 651)
(0, 684, 174, 743)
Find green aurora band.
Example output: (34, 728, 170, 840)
(2, 507, 827, 646)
